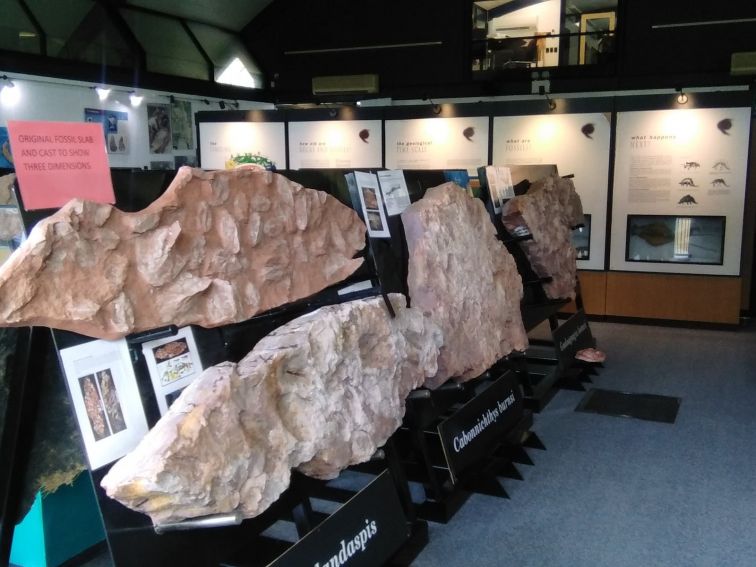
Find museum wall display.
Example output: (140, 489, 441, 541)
(101, 294, 442, 525)
(402, 182, 528, 387)
(288, 119, 383, 170)
(0, 167, 366, 339)
(198, 121, 286, 170)
(501, 174, 581, 300)
(610, 106, 750, 276)
(492, 112, 611, 270)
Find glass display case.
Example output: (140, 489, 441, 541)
(625, 215, 726, 265)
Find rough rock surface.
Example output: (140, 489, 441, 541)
(0, 167, 365, 339)
(501, 174, 579, 300)
(101, 294, 442, 524)
(402, 183, 527, 387)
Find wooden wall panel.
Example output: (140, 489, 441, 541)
(605, 272, 741, 324)
(561, 271, 607, 315)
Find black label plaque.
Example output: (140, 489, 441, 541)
(271, 470, 408, 567)
(437, 371, 523, 483)
(552, 308, 594, 369)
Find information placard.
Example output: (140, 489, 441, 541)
(198, 121, 286, 170)
(437, 371, 523, 483)
(385, 116, 488, 173)
(7, 120, 114, 210)
(288, 120, 382, 169)
(552, 309, 594, 370)
(492, 113, 611, 270)
(270, 471, 408, 567)
(610, 107, 749, 275)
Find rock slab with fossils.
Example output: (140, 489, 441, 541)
(501, 174, 581, 300)
(0, 167, 366, 339)
(100, 294, 442, 524)
(402, 183, 528, 387)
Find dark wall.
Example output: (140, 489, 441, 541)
(242, 0, 756, 102)
(242, 0, 472, 101)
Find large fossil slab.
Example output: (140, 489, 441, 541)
(0, 167, 365, 339)
(402, 183, 527, 387)
(501, 174, 579, 300)
(101, 294, 442, 524)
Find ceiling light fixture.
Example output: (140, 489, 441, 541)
(676, 87, 688, 104)
(545, 94, 557, 111)
(0, 75, 20, 107)
(219, 100, 226, 109)
(129, 91, 144, 107)
(95, 86, 111, 101)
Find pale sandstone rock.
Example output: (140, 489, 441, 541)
(501, 174, 579, 300)
(100, 295, 442, 524)
(0, 167, 365, 339)
(402, 183, 528, 387)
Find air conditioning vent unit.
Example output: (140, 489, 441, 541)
(312, 74, 379, 95)
(731, 52, 756, 75)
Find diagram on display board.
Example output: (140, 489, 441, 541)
(492, 112, 611, 271)
(199, 121, 286, 170)
(384, 116, 489, 173)
(288, 120, 382, 169)
(610, 107, 750, 275)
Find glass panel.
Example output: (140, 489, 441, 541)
(572, 214, 591, 261)
(120, 8, 207, 80)
(626, 215, 726, 265)
(0, 1, 41, 54)
(25, 0, 94, 58)
(187, 22, 263, 88)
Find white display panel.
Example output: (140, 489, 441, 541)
(199, 121, 286, 170)
(288, 120, 382, 169)
(492, 113, 611, 270)
(610, 107, 749, 275)
(60, 339, 149, 470)
(384, 116, 489, 172)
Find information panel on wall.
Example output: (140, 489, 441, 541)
(384, 116, 488, 172)
(492, 113, 611, 271)
(610, 107, 749, 275)
(198, 121, 286, 170)
(288, 120, 382, 169)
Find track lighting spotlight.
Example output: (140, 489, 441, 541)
(545, 94, 556, 111)
(0, 75, 19, 107)
(219, 100, 226, 109)
(95, 86, 110, 101)
(676, 88, 688, 104)
(129, 91, 144, 107)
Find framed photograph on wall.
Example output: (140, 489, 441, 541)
(59, 339, 149, 470)
(142, 327, 205, 415)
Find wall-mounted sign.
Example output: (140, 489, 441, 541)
(610, 107, 749, 275)
(7, 120, 114, 210)
(385, 116, 489, 173)
(59, 338, 149, 470)
(198, 121, 286, 170)
(288, 120, 382, 169)
(492, 113, 611, 270)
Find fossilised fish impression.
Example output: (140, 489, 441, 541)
(0, 167, 366, 339)
(101, 295, 442, 525)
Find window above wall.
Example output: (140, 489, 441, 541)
(471, 0, 619, 77)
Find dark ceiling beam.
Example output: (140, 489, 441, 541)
(16, 0, 47, 56)
(181, 20, 215, 82)
(96, 0, 147, 72)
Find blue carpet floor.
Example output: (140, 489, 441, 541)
(412, 320, 756, 566)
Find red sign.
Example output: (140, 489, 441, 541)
(7, 120, 115, 210)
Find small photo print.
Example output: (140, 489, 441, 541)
(79, 373, 109, 441)
(361, 186, 379, 209)
(97, 369, 126, 434)
(367, 210, 384, 231)
(152, 338, 195, 386)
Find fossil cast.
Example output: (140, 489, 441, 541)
(501, 174, 581, 300)
(0, 167, 366, 339)
(101, 295, 442, 524)
(402, 183, 528, 388)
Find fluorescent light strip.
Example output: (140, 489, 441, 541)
(285, 41, 442, 55)
(652, 17, 756, 29)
